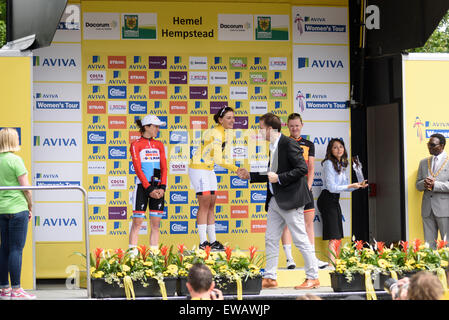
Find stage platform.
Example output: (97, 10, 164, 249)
(30, 268, 391, 300)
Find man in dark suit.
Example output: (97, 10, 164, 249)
(238, 113, 319, 289)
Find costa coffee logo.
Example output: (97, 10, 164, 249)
(87, 101, 106, 114)
(108, 56, 126, 69)
(169, 101, 188, 114)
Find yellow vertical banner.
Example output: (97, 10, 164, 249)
(0, 52, 34, 289)
(403, 54, 449, 241)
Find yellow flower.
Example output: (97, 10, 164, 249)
(145, 270, 155, 277)
(143, 261, 153, 267)
(441, 260, 448, 268)
(92, 271, 104, 278)
(90, 267, 96, 275)
(184, 263, 193, 270)
(205, 259, 215, 265)
(116, 272, 123, 277)
(378, 259, 388, 268)
(167, 264, 178, 274)
(122, 265, 130, 272)
(150, 247, 160, 255)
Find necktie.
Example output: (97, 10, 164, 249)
(433, 156, 438, 174)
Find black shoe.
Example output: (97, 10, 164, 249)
(210, 241, 225, 251)
(199, 241, 210, 250)
(287, 260, 296, 269)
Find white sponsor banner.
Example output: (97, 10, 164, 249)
(170, 162, 189, 175)
(250, 160, 269, 172)
(230, 86, 248, 100)
(108, 101, 127, 114)
(87, 71, 106, 84)
(189, 56, 208, 70)
(33, 83, 81, 121)
(108, 176, 127, 189)
(301, 121, 350, 163)
(33, 123, 82, 161)
(292, 6, 348, 44)
(33, 43, 81, 82)
(218, 14, 253, 41)
(53, 4, 81, 42)
(88, 191, 107, 205)
(269, 57, 288, 70)
(232, 146, 248, 159)
(189, 72, 208, 85)
(88, 161, 106, 175)
(90, 222, 107, 235)
(83, 12, 120, 40)
(293, 45, 349, 83)
(34, 203, 83, 242)
(293, 83, 350, 121)
(209, 72, 228, 85)
(33, 163, 82, 201)
(250, 101, 268, 114)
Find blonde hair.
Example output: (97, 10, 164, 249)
(0, 128, 21, 153)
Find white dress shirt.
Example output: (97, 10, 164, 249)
(432, 151, 447, 174)
(268, 134, 281, 194)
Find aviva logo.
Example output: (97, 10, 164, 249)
(33, 56, 77, 67)
(298, 57, 344, 69)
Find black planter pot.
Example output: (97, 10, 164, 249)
(91, 277, 177, 298)
(177, 275, 262, 296)
(215, 275, 263, 295)
(330, 272, 366, 292)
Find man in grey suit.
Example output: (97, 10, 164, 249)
(416, 133, 449, 249)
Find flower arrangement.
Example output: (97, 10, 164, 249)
(80, 243, 264, 289)
(331, 237, 449, 283)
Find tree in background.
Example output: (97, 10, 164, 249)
(409, 10, 449, 53)
(0, 0, 6, 48)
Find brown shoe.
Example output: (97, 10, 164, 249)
(262, 278, 278, 289)
(294, 279, 320, 290)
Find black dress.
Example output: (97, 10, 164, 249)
(317, 189, 344, 240)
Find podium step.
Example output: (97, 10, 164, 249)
(276, 268, 331, 287)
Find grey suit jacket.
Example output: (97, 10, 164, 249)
(416, 155, 449, 218)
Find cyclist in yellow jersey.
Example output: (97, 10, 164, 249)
(189, 106, 244, 250)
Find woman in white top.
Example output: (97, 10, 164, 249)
(317, 138, 367, 265)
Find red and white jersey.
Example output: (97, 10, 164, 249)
(130, 137, 167, 189)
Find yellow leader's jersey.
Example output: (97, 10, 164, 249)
(189, 124, 238, 172)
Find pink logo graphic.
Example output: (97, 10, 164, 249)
(413, 116, 424, 142)
(295, 90, 306, 112)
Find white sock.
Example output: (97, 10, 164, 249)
(207, 224, 216, 243)
(198, 224, 208, 244)
(283, 244, 294, 262)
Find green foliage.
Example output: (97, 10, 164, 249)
(0, 0, 6, 47)
(409, 10, 449, 53)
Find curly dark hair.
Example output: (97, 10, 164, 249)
(321, 138, 348, 173)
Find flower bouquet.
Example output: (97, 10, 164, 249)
(78, 245, 179, 299)
(175, 244, 264, 297)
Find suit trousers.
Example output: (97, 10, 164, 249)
(423, 209, 449, 249)
(264, 197, 318, 280)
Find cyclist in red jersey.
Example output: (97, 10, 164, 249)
(129, 114, 167, 254)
